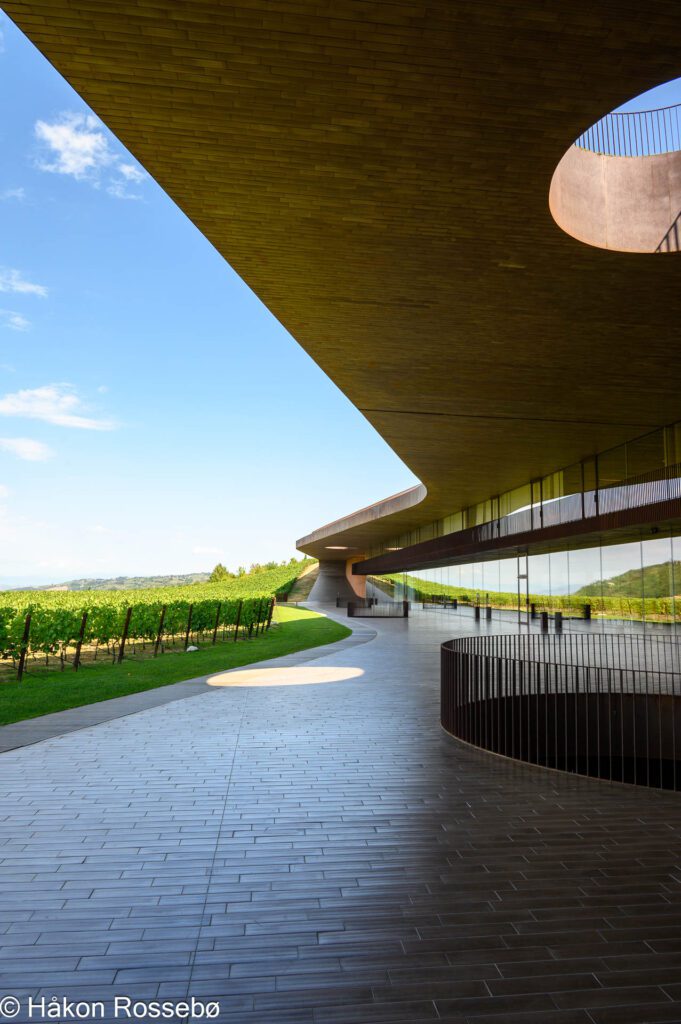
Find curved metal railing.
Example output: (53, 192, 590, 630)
(441, 632, 681, 790)
(576, 103, 681, 157)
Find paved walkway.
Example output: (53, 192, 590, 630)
(1, 607, 681, 1023)
(0, 622, 373, 754)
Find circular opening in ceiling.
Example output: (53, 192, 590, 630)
(550, 77, 681, 253)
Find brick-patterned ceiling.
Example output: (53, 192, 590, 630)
(5, 1, 681, 555)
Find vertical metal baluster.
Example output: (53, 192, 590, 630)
(619, 666, 625, 784)
(595, 662, 601, 781)
(535, 658, 540, 765)
(544, 658, 549, 769)
(607, 667, 613, 782)
(644, 643, 651, 787)
(574, 661, 580, 776)
(511, 657, 516, 761)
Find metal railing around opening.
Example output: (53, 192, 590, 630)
(472, 460, 681, 546)
(576, 104, 681, 157)
(441, 633, 681, 791)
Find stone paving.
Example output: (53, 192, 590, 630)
(1, 606, 681, 1023)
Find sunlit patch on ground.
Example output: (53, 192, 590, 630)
(207, 665, 364, 687)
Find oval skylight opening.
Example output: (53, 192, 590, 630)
(550, 77, 681, 253)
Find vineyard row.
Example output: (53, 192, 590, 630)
(10, 595, 276, 680)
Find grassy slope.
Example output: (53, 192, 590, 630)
(0, 606, 350, 726)
(575, 560, 681, 598)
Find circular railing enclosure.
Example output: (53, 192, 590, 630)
(441, 633, 681, 791)
(576, 105, 681, 157)
(550, 101, 681, 252)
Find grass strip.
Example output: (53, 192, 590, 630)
(0, 606, 350, 726)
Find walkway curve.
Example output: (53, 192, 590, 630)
(0, 611, 375, 754)
(1, 606, 680, 1024)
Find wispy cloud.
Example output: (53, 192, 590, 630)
(0, 311, 30, 332)
(192, 545, 224, 557)
(0, 187, 25, 201)
(35, 112, 113, 179)
(0, 384, 115, 431)
(35, 111, 147, 199)
(0, 437, 53, 462)
(0, 267, 47, 298)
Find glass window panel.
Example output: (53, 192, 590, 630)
(598, 540, 643, 629)
(598, 443, 627, 487)
(626, 429, 664, 479)
(641, 532, 674, 628)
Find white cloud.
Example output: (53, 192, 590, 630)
(0, 187, 25, 201)
(0, 437, 53, 462)
(96, 385, 109, 394)
(0, 384, 115, 431)
(1, 311, 30, 332)
(35, 112, 113, 179)
(0, 267, 47, 298)
(35, 111, 147, 199)
(118, 163, 145, 183)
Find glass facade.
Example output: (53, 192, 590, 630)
(362, 416, 681, 633)
(367, 421, 681, 561)
(371, 530, 681, 631)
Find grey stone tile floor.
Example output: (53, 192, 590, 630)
(1, 604, 681, 1023)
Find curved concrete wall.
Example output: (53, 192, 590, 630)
(307, 560, 358, 603)
(549, 146, 681, 253)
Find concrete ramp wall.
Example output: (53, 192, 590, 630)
(308, 560, 358, 603)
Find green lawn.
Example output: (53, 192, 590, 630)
(0, 606, 350, 726)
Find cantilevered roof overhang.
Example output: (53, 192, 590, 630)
(6, 1, 681, 560)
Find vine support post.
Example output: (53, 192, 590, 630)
(117, 607, 133, 664)
(73, 612, 88, 671)
(212, 602, 221, 644)
(153, 605, 166, 657)
(267, 598, 275, 630)
(233, 600, 243, 642)
(250, 599, 261, 639)
(184, 604, 194, 650)
(260, 598, 269, 635)
(17, 612, 31, 681)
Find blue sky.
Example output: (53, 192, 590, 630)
(0, 11, 418, 586)
(2, 10, 680, 589)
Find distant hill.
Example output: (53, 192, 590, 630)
(575, 560, 681, 599)
(31, 572, 211, 592)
